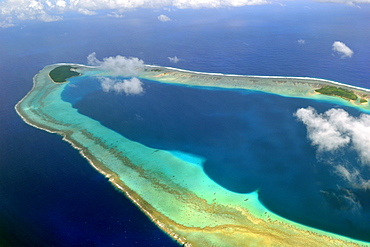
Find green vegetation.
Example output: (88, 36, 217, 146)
(151, 69, 162, 72)
(49, 65, 80, 83)
(315, 86, 358, 101)
(360, 98, 368, 104)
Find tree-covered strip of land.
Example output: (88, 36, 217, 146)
(49, 65, 81, 83)
(315, 86, 358, 101)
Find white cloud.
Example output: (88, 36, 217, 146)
(98, 77, 144, 95)
(76, 8, 97, 15)
(296, 107, 370, 164)
(335, 165, 360, 183)
(335, 165, 370, 190)
(0, 0, 271, 27)
(296, 107, 370, 195)
(332, 41, 354, 58)
(107, 12, 124, 18)
(297, 39, 305, 44)
(315, 0, 370, 6)
(0, 0, 63, 24)
(4, 0, 370, 28)
(342, 190, 362, 211)
(0, 17, 15, 28)
(158, 14, 171, 22)
(168, 56, 182, 63)
(295, 107, 350, 152)
(171, 0, 270, 8)
(87, 52, 144, 77)
(56, 0, 66, 8)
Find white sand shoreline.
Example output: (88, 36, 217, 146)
(145, 64, 370, 93)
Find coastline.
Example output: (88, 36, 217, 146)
(144, 64, 370, 93)
(140, 65, 370, 112)
(15, 63, 370, 246)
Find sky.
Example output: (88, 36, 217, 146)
(1, 0, 370, 28)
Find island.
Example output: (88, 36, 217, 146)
(315, 85, 369, 103)
(15, 63, 370, 247)
(139, 65, 370, 112)
(49, 65, 81, 83)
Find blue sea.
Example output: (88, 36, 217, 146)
(1, 2, 370, 246)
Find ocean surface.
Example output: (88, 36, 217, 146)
(1, 2, 370, 246)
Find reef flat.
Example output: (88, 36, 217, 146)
(140, 65, 370, 112)
(16, 63, 370, 246)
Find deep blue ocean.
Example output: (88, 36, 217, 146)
(1, 2, 370, 246)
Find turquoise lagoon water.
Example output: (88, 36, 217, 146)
(62, 75, 370, 242)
